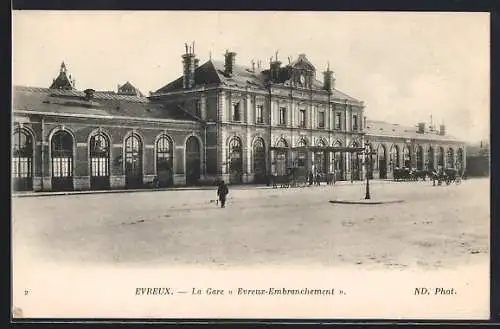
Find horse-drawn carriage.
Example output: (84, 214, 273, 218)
(393, 167, 462, 185)
(430, 168, 462, 185)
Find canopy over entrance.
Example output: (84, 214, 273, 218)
(270, 146, 365, 153)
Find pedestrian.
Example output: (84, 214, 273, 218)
(217, 180, 229, 208)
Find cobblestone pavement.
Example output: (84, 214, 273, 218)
(12, 178, 489, 270)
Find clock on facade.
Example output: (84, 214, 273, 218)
(300, 74, 305, 85)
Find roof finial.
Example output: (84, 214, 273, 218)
(275, 50, 279, 62)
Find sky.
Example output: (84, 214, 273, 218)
(12, 11, 489, 142)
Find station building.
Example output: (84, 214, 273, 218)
(12, 45, 466, 192)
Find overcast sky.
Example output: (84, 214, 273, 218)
(12, 11, 489, 142)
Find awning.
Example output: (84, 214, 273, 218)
(269, 146, 365, 153)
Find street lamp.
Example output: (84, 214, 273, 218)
(364, 144, 376, 200)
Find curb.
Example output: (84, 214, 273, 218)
(329, 199, 405, 205)
(12, 179, 400, 198)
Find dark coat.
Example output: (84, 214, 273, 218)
(217, 183, 229, 199)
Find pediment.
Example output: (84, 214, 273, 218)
(291, 54, 316, 71)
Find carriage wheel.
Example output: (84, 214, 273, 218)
(455, 178, 462, 185)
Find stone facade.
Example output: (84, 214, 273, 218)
(12, 52, 467, 192)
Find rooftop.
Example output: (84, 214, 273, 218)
(365, 120, 462, 142)
(153, 59, 361, 103)
(12, 85, 197, 122)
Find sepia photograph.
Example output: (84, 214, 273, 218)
(12, 11, 490, 319)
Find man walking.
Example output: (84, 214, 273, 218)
(217, 180, 229, 208)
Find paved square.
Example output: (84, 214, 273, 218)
(12, 179, 489, 270)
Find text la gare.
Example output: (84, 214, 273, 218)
(192, 288, 225, 295)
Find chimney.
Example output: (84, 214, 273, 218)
(417, 122, 426, 134)
(323, 62, 335, 92)
(251, 59, 255, 72)
(224, 50, 236, 76)
(182, 42, 197, 89)
(439, 124, 446, 136)
(83, 88, 95, 101)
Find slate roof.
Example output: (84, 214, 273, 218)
(118, 81, 144, 97)
(153, 59, 361, 102)
(365, 120, 462, 142)
(12, 85, 197, 122)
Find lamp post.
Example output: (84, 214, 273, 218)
(363, 144, 376, 200)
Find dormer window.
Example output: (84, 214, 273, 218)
(232, 102, 241, 122)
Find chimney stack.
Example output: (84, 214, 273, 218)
(417, 122, 426, 134)
(439, 124, 446, 136)
(269, 52, 282, 83)
(224, 50, 236, 76)
(323, 62, 335, 92)
(182, 42, 197, 89)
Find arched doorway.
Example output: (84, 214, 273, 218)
(185, 136, 201, 185)
(296, 138, 308, 169)
(156, 135, 173, 187)
(457, 148, 464, 174)
(351, 142, 361, 181)
(314, 139, 327, 175)
(333, 141, 344, 181)
(12, 129, 33, 191)
(228, 137, 243, 184)
(416, 145, 424, 171)
(51, 130, 74, 191)
(403, 145, 411, 168)
(124, 133, 143, 189)
(253, 138, 266, 183)
(89, 132, 110, 190)
(447, 148, 455, 169)
(377, 144, 387, 179)
(427, 147, 435, 171)
(275, 138, 288, 176)
(437, 147, 445, 169)
(390, 144, 400, 172)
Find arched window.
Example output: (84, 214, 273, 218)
(156, 135, 173, 187)
(156, 135, 173, 172)
(390, 145, 400, 169)
(297, 138, 307, 167)
(438, 147, 445, 168)
(185, 136, 201, 185)
(51, 130, 74, 191)
(403, 145, 411, 168)
(90, 132, 110, 189)
(416, 145, 424, 170)
(228, 137, 243, 183)
(90, 133, 110, 177)
(427, 147, 435, 170)
(377, 144, 387, 179)
(275, 138, 288, 176)
(12, 129, 33, 190)
(124, 134, 143, 188)
(253, 138, 266, 182)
